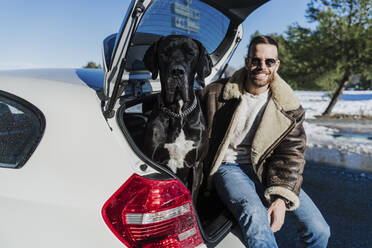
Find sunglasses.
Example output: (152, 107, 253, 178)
(249, 57, 277, 67)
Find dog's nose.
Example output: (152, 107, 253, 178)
(171, 65, 185, 77)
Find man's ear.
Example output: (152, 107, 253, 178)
(193, 39, 212, 88)
(275, 59, 280, 72)
(245, 57, 250, 70)
(143, 40, 160, 80)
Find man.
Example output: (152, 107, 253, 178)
(201, 35, 330, 247)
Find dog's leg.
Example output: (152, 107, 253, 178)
(144, 117, 170, 164)
(191, 162, 203, 205)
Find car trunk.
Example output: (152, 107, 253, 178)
(103, 0, 270, 244)
(116, 91, 236, 244)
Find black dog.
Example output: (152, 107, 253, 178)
(143, 35, 211, 193)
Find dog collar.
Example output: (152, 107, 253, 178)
(160, 97, 197, 119)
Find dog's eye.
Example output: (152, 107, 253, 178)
(159, 53, 168, 61)
(188, 51, 195, 57)
(185, 49, 195, 57)
(186, 49, 195, 56)
(182, 46, 195, 56)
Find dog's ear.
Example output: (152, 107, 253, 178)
(143, 40, 159, 80)
(194, 39, 212, 88)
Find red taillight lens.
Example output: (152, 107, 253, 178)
(102, 174, 204, 248)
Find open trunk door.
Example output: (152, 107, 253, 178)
(101, 0, 270, 118)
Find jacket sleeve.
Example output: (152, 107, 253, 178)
(263, 106, 306, 211)
(198, 79, 227, 138)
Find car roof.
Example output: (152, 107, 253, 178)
(0, 69, 104, 90)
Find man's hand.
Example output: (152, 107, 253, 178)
(267, 198, 286, 233)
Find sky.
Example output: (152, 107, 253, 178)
(0, 0, 312, 70)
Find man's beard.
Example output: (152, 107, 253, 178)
(248, 69, 275, 88)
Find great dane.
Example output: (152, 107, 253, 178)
(143, 35, 211, 193)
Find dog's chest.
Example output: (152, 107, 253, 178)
(164, 129, 195, 173)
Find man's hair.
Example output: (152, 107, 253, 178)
(247, 35, 278, 57)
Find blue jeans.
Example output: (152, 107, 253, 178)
(214, 162, 330, 248)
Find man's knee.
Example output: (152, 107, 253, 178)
(234, 199, 268, 223)
(304, 218, 330, 244)
(313, 220, 330, 241)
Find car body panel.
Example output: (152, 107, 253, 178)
(215, 228, 246, 248)
(0, 68, 246, 247)
(0, 70, 140, 247)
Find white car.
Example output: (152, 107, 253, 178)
(0, 0, 268, 247)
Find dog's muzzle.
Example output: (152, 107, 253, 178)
(171, 65, 186, 78)
(166, 64, 190, 103)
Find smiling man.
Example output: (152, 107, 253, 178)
(201, 35, 330, 247)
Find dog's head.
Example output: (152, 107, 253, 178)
(143, 35, 212, 104)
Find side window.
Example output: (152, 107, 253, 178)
(0, 90, 46, 169)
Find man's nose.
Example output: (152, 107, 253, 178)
(258, 60, 267, 69)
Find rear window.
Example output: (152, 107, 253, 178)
(0, 91, 45, 169)
(125, 0, 230, 70)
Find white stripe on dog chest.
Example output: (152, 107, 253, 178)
(164, 130, 195, 173)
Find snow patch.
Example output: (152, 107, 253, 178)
(296, 90, 372, 118)
(295, 91, 372, 171)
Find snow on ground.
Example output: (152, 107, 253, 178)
(297, 90, 372, 118)
(295, 91, 372, 171)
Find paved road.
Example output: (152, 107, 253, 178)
(276, 162, 372, 247)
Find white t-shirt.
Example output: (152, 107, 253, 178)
(222, 89, 269, 164)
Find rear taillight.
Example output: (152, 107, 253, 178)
(102, 174, 204, 248)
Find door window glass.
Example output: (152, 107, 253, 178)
(138, 0, 230, 53)
(0, 91, 45, 169)
(124, 0, 230, 71)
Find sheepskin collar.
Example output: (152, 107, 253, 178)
(222, 67, 300, 111)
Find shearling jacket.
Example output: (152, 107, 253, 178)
(200, 68, 306, 210)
